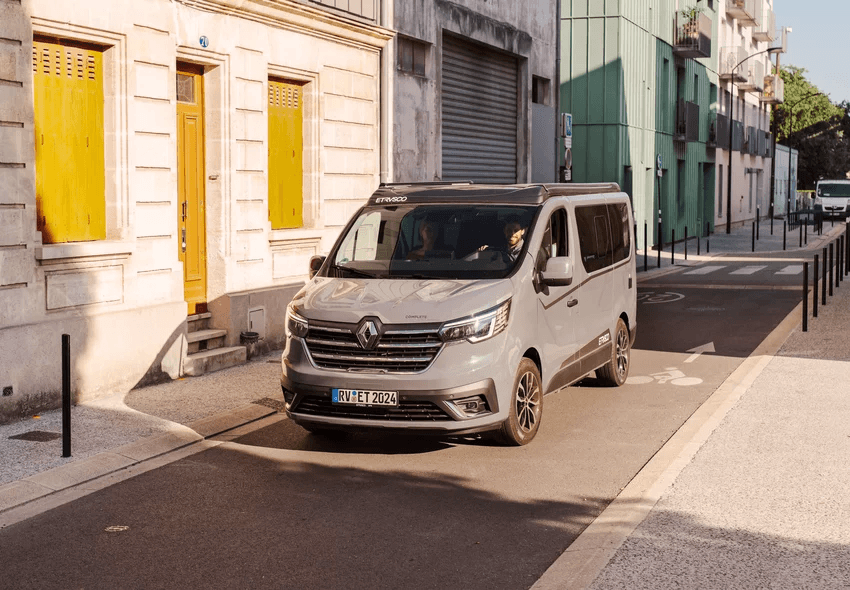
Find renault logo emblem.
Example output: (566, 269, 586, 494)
(356, 320, 380, 350)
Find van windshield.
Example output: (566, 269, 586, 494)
(327, 204, 538, 280)
(817, 183, 850, 198)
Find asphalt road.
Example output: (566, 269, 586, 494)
(0, 260, 805, 590)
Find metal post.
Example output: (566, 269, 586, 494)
(685, 226, 688, 260)
(671, 228, 675, 265)
(804, 216, 808, 246)
(803, 262, 808, 333)
(644, 222, 648, 273)
(829, 243, 834, 297)
(752, 222, 755, 252)
(657, 220, 661, 269)
(822, 247, 828, 306)
(813, 254, 819, 318)
(706, 222, 710, 254)
(62, 334, 71, 458)
(783, 220, 786, 251)
(757, 207, 760, 240)
(799, 215, 803, 248)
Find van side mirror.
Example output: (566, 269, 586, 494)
(541, 256, 573, 286)
(309, 255, 326, 279)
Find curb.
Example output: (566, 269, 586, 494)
(530, 297, 805, 590)
(0, 402, 276, 521)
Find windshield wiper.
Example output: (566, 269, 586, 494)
(331, 263, 377, 279)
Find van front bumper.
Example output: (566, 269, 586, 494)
(280, 334, 515, 435)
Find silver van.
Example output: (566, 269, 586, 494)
(281, 183, 637, 445)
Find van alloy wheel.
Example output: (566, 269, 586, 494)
(598, 318, 630, 387)
(498, 358, 542, 446)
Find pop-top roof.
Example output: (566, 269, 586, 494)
(367, 182, 621, 206)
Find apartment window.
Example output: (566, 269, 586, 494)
(398, 37, 427, 77)
(532, 76, 551, 105)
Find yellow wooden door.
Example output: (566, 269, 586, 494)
(32, 39, 105, 243)
(268, 80, 303, 229)
(176, 64, 207, 314)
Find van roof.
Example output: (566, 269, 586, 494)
(368, 182, 622, 205)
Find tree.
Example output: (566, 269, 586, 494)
(773, 66, 849, 189)
(772, 66, 841, 140)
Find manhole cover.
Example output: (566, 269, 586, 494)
(253, 397, 287, 412)
(10, 430, 61, 442)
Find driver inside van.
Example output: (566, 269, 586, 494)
(478, 217, 526, 261)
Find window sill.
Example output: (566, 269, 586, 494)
(35, 241, 134, 265)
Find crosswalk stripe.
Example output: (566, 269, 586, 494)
(684, 265, 726, 275)
(730, 265, 767, 275)
(775, 264, 804, 275)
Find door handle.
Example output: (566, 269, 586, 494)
(181, 228, 187, 253)
(182, 201, 188, 221)
(567, 298, 578, 308)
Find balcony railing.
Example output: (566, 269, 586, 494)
(673, 12, 712, 59)
(675, 99, 700, 142)
(310, 0, 378, 22)
(768, 27, 789, 54)
(760, 74, 785, 104)
(720, 46, 749, 83)
(731, 120, 744, 152)
(726, 0, 757, 27)
(753, 8, 776, 42)
(739, 60, 764, 92)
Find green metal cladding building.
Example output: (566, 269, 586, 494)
(560, 0, 718, 247)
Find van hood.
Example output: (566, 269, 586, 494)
(292, 278, 514, 325)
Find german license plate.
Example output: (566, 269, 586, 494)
(332, 389, 398, 406)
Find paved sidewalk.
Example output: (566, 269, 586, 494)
(535, 218, 850, 589)
(1, 219, 849, 589)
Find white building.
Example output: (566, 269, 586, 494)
(714, 0, 786, 231)
(0, 0, 392, 422)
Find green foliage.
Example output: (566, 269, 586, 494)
(772, 66, 850, 189)
(679, 5, 704, 21)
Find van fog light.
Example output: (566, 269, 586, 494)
(449, 395, 490, 418)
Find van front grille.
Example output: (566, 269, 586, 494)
(304, 324, 443, 373)
(294, 396, 451, 421)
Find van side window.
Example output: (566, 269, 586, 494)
(608, 203, 631, 264)
(575, 205, 613, 273)
(536, 208, 568, 272)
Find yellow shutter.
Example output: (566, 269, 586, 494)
(268, 80, 303, 229)
(32, 39, 106, 243)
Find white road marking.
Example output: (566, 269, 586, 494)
(683, 265, 726, 275)
(775, 264, 804, 275)
(730, 265, 767, 275)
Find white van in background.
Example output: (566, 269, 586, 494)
(280, 183, 637, 445)
(814, 179, 850, 220)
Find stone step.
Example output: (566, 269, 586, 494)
(183, 346, 247, 377)
(187, 312, 212, 333)
(186, 328, 227, 354)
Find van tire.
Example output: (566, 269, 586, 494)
(497, 358, 542, 446)
(597, 318, 630, 387)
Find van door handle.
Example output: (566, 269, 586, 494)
(567, 298, 578, 308)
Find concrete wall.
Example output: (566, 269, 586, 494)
(392, 0, 558, 183)
(0, 0, 392, 423)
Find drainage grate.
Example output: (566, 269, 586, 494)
(10, 430, 61, 442)
(253, 397, 287, 412)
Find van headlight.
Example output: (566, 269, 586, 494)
(285, 306, 309, 339)
(439, 300, 511, 343)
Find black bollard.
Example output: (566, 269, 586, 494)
(829, 243, 834, 297)
(822, 247, 828, 306)
(62, 334, 71, 458)
(803, 262, 808, 333)
(783, 220, 786, 251)
(644, 222, 648, 273)
(757, 207, 760, 240)
(657, 221, 662, 269)
(804, 217, 808, 245)
(752, 222, 755, 253)
(671, 229, 675, 265)
(814, 254, 819, 318)
(799, 216, 803, 248)
(685, 226, 688, 260)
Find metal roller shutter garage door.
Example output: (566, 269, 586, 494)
(441, 34, 518, 183)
